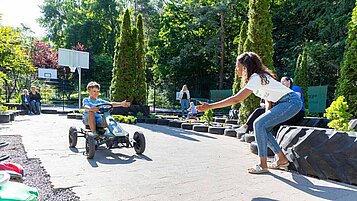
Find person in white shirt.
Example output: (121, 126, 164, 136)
(197, 52, 302, 174)
(179, 85, 190, 117)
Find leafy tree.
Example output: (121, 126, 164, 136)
(336, 1, 357, 117)
(294, 47, 308, 109)
(31, 41, 58, 69)
(232, 21, 247, 110)
(239, 0, 274, 123)
(110, 9, 137, 103)
(0, 26, 35, 102)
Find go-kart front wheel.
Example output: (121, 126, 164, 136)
(86, 134, 96, 159)
(133, 131, 146, 154)
(69, 126, 78, 148)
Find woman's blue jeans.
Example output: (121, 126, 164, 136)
(30, 101, 41, 114)
(253, 92, 302, 157)
(181, 99, 189, 117)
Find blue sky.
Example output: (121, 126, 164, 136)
(0, 0, 45, 36)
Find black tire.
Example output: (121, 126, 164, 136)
(85, 134, 96, 159)
(157, 119, 170, 126)
(208, 126, 225, 135)
(225, 119, 238, 125)
(75, 114, 83, 120)
(181, 123, 197, 130)
(250, 141, 274, 156)
(145, 118, 158, 124)
(237, 132, 245, 139)
(67, 113, 77, 119)
(224, 129, 237, 137)
(214, 117, 226, 123)
(69, 126, 78, 148)
(133, 131, 146, 154)
(245, 133, 255, 143)
(137, 118, 146, 123)
(168, 120, 182, 128)
(193, 125, 209, 132)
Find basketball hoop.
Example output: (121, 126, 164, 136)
(69, 66, 77, 73)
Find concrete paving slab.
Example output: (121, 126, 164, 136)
(1, 114, 357, 201)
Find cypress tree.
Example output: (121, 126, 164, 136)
(110, 9, 137, 102)
(336, 1, 357, 117)
(294, 48, 309, 109)
(232, 21, 247, 110)
(238, 0, 275, 124)
(135, 14, 147, 105)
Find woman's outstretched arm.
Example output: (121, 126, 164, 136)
(197, 88, 252, 112)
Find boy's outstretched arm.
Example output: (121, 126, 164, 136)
(111, 100, 131, 108)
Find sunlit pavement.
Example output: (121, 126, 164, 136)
(1, 114, 357, 201)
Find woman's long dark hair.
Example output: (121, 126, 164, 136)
(237, 52, 277, 85)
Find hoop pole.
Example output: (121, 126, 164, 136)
(78, 66, 81, 109)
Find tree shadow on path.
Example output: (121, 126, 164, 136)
(138, 123, 217, 142)
(270, 171, 357, 200)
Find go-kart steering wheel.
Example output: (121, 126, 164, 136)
(95, 103, 113, 114)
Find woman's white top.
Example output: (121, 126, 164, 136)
(243, 73, 292, 102)
(179, 90, 190, 100)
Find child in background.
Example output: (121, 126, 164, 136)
(187, 102, 197, 119)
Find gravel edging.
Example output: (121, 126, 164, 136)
(0, 135, 80, 201)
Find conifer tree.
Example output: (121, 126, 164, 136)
(336, 1, 357, 116)
(135, 14, 147, 105)
(294, 48, 309, 109)
(110, 9, 137, 102)
(239, 0, 275, 123)
(232, 21, 247, 110)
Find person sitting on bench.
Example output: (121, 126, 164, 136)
(29, 86, 41, 115)
(21, 89, 31, 114)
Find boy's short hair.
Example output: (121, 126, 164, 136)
(86, 81, 100, 91)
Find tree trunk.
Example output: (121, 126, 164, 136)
(219, 12, 225, 90)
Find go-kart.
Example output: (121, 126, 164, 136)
(68, 103, 146, 159)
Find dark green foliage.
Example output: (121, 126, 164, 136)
(232, 21, 247, 110)
(135, 14, 147, 105)
(272, 0, 355, 107)
(150, 0, 248, 103)
(239, 0, 274, 123)
(110, 9, 137, 103)
(244, 0, 274, 70)
(294, 48, 308, 109)
(336, 1, 357, 117)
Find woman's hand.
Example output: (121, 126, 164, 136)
(120, 100, 131, 108)
(196, 102, 210, 112)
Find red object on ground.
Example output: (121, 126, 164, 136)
(0, 163, 24, 176)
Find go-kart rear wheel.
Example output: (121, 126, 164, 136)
(69, 126, 78, 148)
(86, 134, 96, 159)
(133, 131, 146, 154)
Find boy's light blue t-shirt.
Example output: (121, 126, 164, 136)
(82, 97, 108, 120)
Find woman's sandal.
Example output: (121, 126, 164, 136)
(248, 165, 269, 174)
(268, 161, 289, 170)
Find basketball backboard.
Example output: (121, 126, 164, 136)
(58, 48, 89, 69)
(38, 68, 58, 79)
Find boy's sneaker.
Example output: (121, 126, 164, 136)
(235, 125, 247, 134)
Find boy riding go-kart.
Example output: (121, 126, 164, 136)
(68, 81, 146, 159)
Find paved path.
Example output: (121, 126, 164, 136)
(1, 114, 357, 201)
